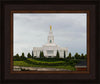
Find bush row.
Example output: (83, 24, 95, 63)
(24, 59, 65, 66)
(22, 58, 79, 66)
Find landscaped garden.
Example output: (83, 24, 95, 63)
(13, 52, 87, 71)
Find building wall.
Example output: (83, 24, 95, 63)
(33, 46, 68, 58)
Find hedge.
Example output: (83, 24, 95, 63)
(25, 58, 65, 66)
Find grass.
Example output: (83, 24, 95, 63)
(26, 58, 65, 66)
(13, 59, 76, 71)
(28, 58, 65, 63)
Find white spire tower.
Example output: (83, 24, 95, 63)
(48, 25, 54, 43)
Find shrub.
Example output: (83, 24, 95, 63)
(25, 58, 65, 66)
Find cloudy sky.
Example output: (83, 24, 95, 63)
(13, 13, 87, 56)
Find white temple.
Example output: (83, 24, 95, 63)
(33, 26, 68, 58)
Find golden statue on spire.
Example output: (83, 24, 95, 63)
(50, 25, 52, 30)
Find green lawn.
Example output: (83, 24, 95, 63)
(13, 58, 76, 71)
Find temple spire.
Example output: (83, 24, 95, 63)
(48, 25, 54, 43)
(50, 25, 52, 30)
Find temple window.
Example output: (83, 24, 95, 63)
(50, 40, 52, 43)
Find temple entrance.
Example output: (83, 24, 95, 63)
(47, 50, 54, 55)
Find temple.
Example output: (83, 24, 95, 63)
(33, 26, 68, 58)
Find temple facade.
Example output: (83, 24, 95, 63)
(33, 26, 68, 58)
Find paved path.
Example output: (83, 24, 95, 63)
(13, 66, 71, 71)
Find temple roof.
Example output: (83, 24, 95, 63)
(43, 43, 58, 47)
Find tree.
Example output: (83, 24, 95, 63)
(40, 51, 41, 58)
(80, 53, 84, 59)
(71, 56, 74, 59)
(21, 53, 24, 58)
(41, 51, 44, 58)
(56, 50, 60, 58)
(74, 53, 80, 59)
(13, 53, 20, 61)
(69, 53, 72, 59)
(67, 52, 71, 59)
(84, 54, 87, 59)
(27, 53, 32, 58)
(15, 54, 19, 58)
(32, 51, 34, 58)
(21, 52, 26, 60)
(64, 51, 66, 58)
(40, 51, 45, 58)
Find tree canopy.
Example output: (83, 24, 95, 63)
(56, 50, 60, 58)
(32, 51, 34, 58)
(67, 52, 72, 59)
(64, 51, 66, 58)
(40, 51, 45, 58)
(27, 53, 32, 58)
